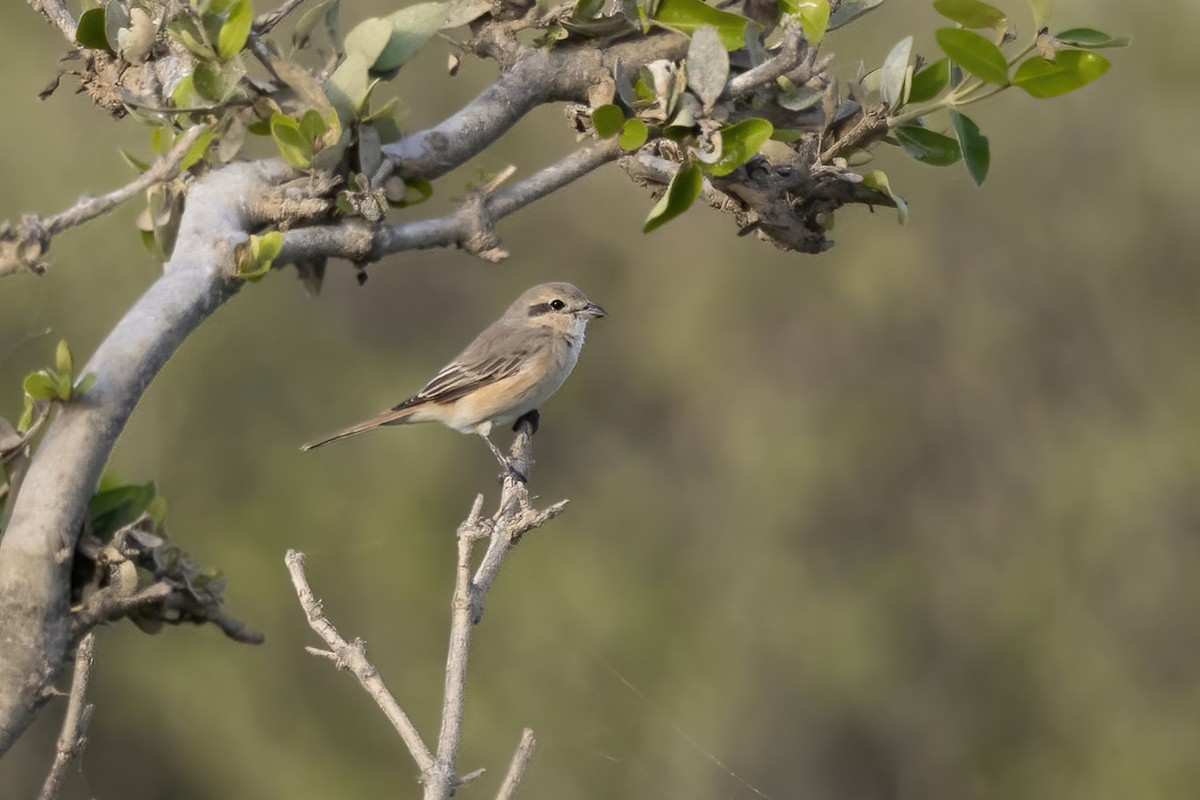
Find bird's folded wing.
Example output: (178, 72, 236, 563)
(394, 353, 527, 410)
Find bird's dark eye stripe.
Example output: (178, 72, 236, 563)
(528, 302, 553, 316)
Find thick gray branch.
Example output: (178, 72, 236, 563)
(0, 160, 291, 757)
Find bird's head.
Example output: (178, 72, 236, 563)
(514, 282, 607, 331)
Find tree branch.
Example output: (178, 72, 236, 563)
(285, 550, 438, 777)
(0, 160, 293, 758)
(1, 125, 209, 278)
(290, 422, 562, 800)
(37, 633, 96, 800)
(27, 0, 76, 42)
(495, 728, 537, 800)
(278, 137, 622, 267)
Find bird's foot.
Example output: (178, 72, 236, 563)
(513, 409, 540, 435)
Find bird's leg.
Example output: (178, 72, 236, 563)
(480, 433, 527, 483)
(512, 409, 540, 435)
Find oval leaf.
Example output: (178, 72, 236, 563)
(1013, 50, 1110, 98)
(894, 126, 962, 166)
(861, 170, 908, 225)
(935, 27, 1009, 85)
(879, 35, 913, 110)
(218, 0, 254, 60)
(933, 0, 1006, 30)
(619, 118, 649, 151)
(791, 0, 830, 44)
(76, 7, 115, 52)
(908, 58, 949, 103)
(1025, 0, 1051, 30)
(686, 25, 729, 109)
(55, 340, 73, 379)
(709, 117, 773, 176)
(644, 162, 704, 233)
(948, 110, 989, 186)
(653, 0, 752, 51)
(1054, 28, 1129, 49)
(270, 114, 313, 169)
(592, 104, 625, 138)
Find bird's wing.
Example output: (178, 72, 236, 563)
(396, 350, 529, 409)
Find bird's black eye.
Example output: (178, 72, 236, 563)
(549, 299, 566, 311)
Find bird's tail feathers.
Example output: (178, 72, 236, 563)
(300, 407, 418, 451)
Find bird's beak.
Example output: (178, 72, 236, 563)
(579, 302, 607, 320)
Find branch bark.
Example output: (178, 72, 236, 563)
(37, 633, 96, 800)
(0, 160, 292, 757)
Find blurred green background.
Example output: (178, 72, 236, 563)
(3, 1, 1197, 798)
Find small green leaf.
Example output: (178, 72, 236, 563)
(1013, 50, 1110, 98)
(644, 161, 704, 233)
(299, 109, 328, 146)
(827, 0, 883, 30)
(171, 75, 201, 109)
(121, 149, 151, 172)
(193, 57, 246, 103)
(75, 373, 98, 396)
(24, 372, 60, 401)
(619, 118, 649, 151)
(709, 118, 773, 177)
(218, 0, 253, 60)
(592, 104, 626, 138)
(933, 0, 1006, 30)
(949, 110, 989, 186)
(17, 397, 34, 433)
(240, 231, 285, 281)
(1025, 0, 1051, 30)
(1054, 28, 1129, 49)
(861, 170, 908, 225)
(90, 481, 157, 541)
(180, 128, 216, 171)
(935, 28, 1009, 85)
(653, 0, 752, 50)
(168, 15, 217, 60)
(894, 125, 962, 166)
(908, 58, 949, 103)
(879, 35, 913, 110)
(55, 340, 73, 380)
(270, 114, 313, 169)
(76, 7, 115, 53)
(798, 0, 831, 44)
(56, 373, 73, 401)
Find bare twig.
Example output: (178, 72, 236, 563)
(285, 550, 438, 778)
(495, 728, 537, 800)
(278, 137, 622, 267)
(37, 633, 96, 800)
(726, 26, 807, 97)
(27, 0, 76, 41)
(1, 125, 209, 278)
(253, 0, 310, 35)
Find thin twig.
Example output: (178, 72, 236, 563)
(285, 550, 438, 778)
(726, 26, 807, 97)
(254, 0, 311, 35)
(44, 125, 209, 237)
(37, 633, 96, 800)
(495, 728, 537, 800)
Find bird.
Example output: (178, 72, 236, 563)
(302, 282, 606, 471)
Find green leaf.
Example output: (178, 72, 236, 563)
(908, 58, 949, 103)
(592, 104, 625, 138)
(788, 0, 830, 45)
(120, 149, 151, 172)
(1025, 0, 1051, 30)
(860, 170, 908, 225)
(218, 0, 254, 60)
(23, 372, 59, 401)
(709, 117, 773, 176)
(168, 15, 217, 60)
(949, 110, 989, 186)
(104, 0, 131, 53)
(1013, 50, 1110, 98)
(75, 373, 98, 396)
(933, 0, 1006, 30)
(894, 125, 962, 166)
(879, 35, 913, 110)
(342, 16, 394, 68)
(935, 27, 1010, 85)
(76, 7, 114, 52)
(619, 118, 649, 151)
(193, 57, 246, 103)
(653, 0, 752, 51)
(90, 482, 157, 541)
(171, 75, 201, 109)
(17, 397, 34, 433)
(55, 340, 73, 380)
(240, 231, 285, 281)
(827, 0, 883, 30)
(294, 0, 341, 49)
(644, 161, 704, 233)
(1054, 28, 1129, 49)
(270, 114, 313, 169)
(180, 128, 215, 171)
(299, 109, 328, 146)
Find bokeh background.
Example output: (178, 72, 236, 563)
(3, 1, 1197, 798)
